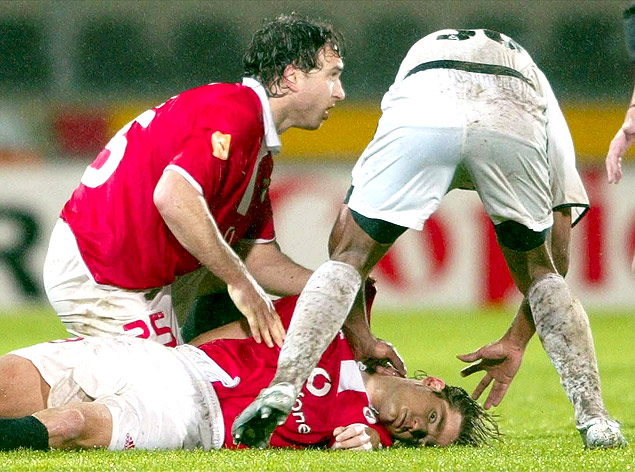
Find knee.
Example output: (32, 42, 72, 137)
(40, 408, 87, 449)
(526, 273, 571, 324)
(0, 355, 48, 417)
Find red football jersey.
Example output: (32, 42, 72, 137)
(197, 294, 392, 449)
(61, 82, 275, 289)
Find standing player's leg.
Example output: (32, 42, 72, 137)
(232, 113, 462, 447)
(232, 207, 399, 448)
(498, 227, 626, 449)
(467, 122, 625, 448)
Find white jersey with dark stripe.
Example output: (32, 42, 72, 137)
(394, 29, 537, 86)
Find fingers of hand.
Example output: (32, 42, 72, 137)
(460, 362, 484, 377)
(379, 342, 406, 376)
(485, 382, 510, 409)
(254, 304, 285, 349)
(244, 314, 262, 344)
(270, 312, 285, 348)
(332, 424, 372, 451)
(471, 374, 493, 401)
(390, 355, 407, 377)
(255, 311, 274, 348)
(375, 365, 401, 377)
(456, 350, 479, 363)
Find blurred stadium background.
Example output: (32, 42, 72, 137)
(1, 0, 635, 312)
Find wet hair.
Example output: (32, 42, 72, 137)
(435, 384, 501, 446)
(414, 370, 501, 447)
(243, 12, 344, 97)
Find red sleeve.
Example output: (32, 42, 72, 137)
(170, 132, 221, 197)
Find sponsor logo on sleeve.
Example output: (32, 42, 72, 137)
(211, 131, 231, 160)
(363, 406, 377, 424)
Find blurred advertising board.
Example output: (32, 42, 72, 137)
(0, 162, 634, 310)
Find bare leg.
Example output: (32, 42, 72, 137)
(0, 355, 49, 417)
(503, 244, 626, 448)
(34, 403, 112, 449)
(232, 206, 392, 448)
(231, 260, 361, 448)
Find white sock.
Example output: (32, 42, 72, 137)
(528, 273, 609, 428)
(272, 260, 361, 394)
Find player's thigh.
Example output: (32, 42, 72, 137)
(0, 354, 49, 416)
(96, 353, 206, 450)
(59, 285, 182, 347)
(328, 204, 396, 277)
(33, 336, 206, 451)
(464, 129, 552, 232)
(349, 125, 462, 231)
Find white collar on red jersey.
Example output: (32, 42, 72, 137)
(242, 77, 281, 155)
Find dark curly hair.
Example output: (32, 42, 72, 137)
(414, 370, 501, 447)
(436, 384, 501, 446)
(243, 12, 344, 97)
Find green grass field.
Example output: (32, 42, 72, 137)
(0, 305, 633, 471)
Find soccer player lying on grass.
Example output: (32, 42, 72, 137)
(0, 288, 498, 452)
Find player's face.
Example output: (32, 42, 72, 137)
(379, 376, 462, 447)
(289, 45, 345, 130)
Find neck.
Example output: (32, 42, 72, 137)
(268, 94, 294, 134)
(362, 371, 388, 411)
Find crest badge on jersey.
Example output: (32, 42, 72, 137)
(363, 406, 378, 424)
(211, 131, 231, 160)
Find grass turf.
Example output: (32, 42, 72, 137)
(0, 305, 633, 471)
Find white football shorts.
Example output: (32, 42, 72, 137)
(43, 219, 183, 346)
(10, 336, 224, 450)
(348, 67, 567, 233)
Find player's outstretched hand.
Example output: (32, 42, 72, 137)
(606, 106, 635, 184)
(457, 338, 525, 409)
(332, 424, 379, 451)
(356, 338, 407, 378)
(227, 279, 285, 348)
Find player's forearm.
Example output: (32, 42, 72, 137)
(503, 298, 535, 349)
(243, 242, 312, 296)
(341, 288, 374, 356)
(154, 172, 251, 286)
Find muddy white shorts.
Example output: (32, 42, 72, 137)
(43, 219, 183, 346)
(11, 336, 224, 450)
(348, 67, 586, 232)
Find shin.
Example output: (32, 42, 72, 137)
(527, 273, 609, 428)
(272, 260, 361, 394)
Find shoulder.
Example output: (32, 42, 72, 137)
(176, 83, 264, 133)
(191, 83, 260, 108)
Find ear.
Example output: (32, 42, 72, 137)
(282, 64, 300, 92)
(422, 376, 446, 392)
